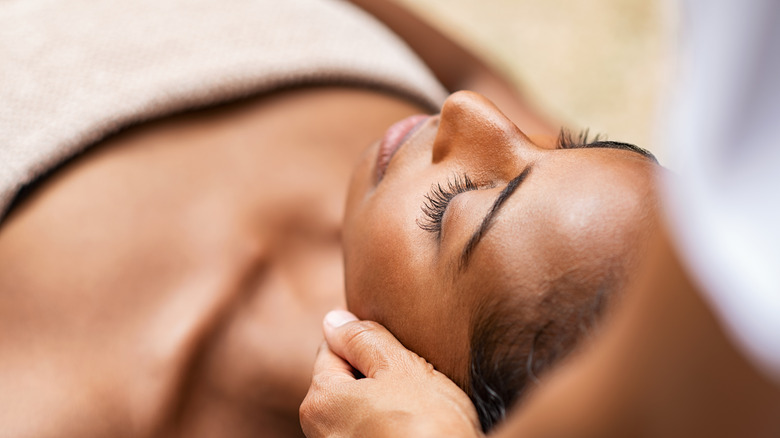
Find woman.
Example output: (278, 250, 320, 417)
(0, 0, 657, 436)
(300, 0, 780, 437)
(337, 89, 658, 431)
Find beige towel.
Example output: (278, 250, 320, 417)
(0, 0, 447, 220)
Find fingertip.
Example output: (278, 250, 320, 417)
(324, 309, 358, 328)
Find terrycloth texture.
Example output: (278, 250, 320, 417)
(0, 0, 448, 221)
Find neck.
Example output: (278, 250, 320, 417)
(0, 87, 426, 437)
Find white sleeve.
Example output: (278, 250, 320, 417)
(662, 0, 780, 383)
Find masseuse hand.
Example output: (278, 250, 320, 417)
(300, 310, 483, 438)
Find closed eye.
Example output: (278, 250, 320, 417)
(417, 173, 479, 238)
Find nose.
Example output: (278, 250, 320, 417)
(432, 91, 537, 177)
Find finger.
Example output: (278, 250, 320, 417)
(312, 341, 357, 383)
(322, 310, 415, 378)
(301, 343, 361, 438)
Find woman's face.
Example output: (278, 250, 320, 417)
(343, 91, 657, 385)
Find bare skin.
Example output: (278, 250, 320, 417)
(0, 88, 425, 437)
(346, 0, 555, 138)
(301, 218, 780, 438)
(0, 1, 558, 436)
(299, 2, 780, 437)
(299, 92, 662, 437)
(342, 91, 657, 385)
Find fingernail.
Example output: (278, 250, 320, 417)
(324, 310, 358, 328)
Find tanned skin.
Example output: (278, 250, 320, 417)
(0, 1, 554, 436)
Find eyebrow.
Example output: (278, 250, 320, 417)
(458, 165, 533, 272)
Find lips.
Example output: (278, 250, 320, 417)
(375, 114, 431, 181)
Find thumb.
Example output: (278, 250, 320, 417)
(323, 310, 415, 379)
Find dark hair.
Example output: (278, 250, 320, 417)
(466, 272, 616, 432)
(463, 130, 660, 432)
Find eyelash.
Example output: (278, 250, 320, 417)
(417, 173, 479, 236)
(415, 129, 604, 236)
(557, 128, 602, 149)
(558, 127, 659, 163)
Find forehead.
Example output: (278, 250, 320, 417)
(460, 147, 656, 294)
(521, 147, 655, 221)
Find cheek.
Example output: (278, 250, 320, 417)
(341, 162, 472, 379)
(343, 183, 430, 322)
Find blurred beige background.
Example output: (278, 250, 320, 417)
(397, 0, 674, 160)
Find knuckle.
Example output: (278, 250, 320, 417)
(299, 397, 312, 419)
(403, 352, 436, 375)
(298, 395, 317, 420)
(300, 384, 352, 431)
(300, 391, 328, 422)
(338, 321, 396, 374)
